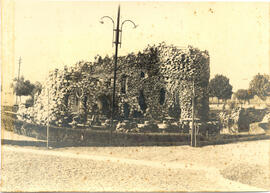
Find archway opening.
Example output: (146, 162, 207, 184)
(123, 103, 130, 119)
(97, 94, 111, 117)
(138, 90, 147, 113)
(159, 88, 166, 105)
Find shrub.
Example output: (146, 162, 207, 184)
(2, 113, 16, 131)
(25, 98, 34, 108)
(228, 101, 237, 112)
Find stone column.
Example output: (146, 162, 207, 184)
(179, 80, 193, 121)
(179, 80, 209, 121)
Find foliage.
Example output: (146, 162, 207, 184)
(11, 77, 42, 101)
(209, 74, 233, 101)
(25, 98, 34, 108)
(11, 76, 35, 97)
(31, 81, 42, 98)
(2, 112, 15, 131)
(234, 89, 253, 104)
(228, 101, 238, 112)
(249, 74, 270, 100)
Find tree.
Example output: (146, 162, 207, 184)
(235, 89, 253, 104)
(31, 81, 42, 99)
(11, 76, 35, 97)
(11, 77, 40, 106)
(209, 74, 233, 104)
(249, 74, 270, 100)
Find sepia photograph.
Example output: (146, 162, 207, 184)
(1, 0, 270, 192)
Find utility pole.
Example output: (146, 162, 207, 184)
(47, 88, 50, 149)
(111, 5, 120, 139)
(191, 79, 196, 147)
(16, 57, 22, 105)
(100, 5, 137, 143)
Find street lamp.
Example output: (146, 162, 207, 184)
(100, 5, 137, 138)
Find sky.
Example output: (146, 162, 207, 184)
(2, 1, 270, 97)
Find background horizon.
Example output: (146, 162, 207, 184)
(2, 1, 270, 104)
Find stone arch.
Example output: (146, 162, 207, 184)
(67, 94, 80, 113)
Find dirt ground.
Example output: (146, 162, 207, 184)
(1, 130, 270, 191)
(56, 138, 270, 189)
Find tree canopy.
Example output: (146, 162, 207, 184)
(11, 77, 42, 98)
(31, 81, 42, 98)
(209, 74, 233, 101)
(249, 74, 270, 100)
(11, 77, 35, 97)
(234, 89, 253, 103)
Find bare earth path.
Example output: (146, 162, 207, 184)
(1, 131, 269, 191)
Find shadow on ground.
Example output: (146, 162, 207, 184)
(1, 139, 190, 148)
(2, 134, 270, 148)
(2, 139, 48, 147)
(200, 134, 270, 147)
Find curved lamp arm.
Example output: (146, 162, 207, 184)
(121, 19, 137, 30)
(100, 16, 116, 47)
(100, 16, 115, 27)
(120, 20, 137, 47)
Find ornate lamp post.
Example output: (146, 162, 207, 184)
(100, 5, 137, 136)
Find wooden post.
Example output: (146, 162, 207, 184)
(191, 80, 196, 147)
(47, 88, 49, 149)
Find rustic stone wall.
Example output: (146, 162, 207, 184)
(157, 43, 210, 121)
(114, 43, 210, 121)
(18, 42, 210, 126)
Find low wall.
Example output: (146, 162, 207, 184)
(11, 119, 201, 146)
(4, 118, 268, 147)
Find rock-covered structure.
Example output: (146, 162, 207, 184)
(219, 106, 269, 134)
(17, 43, 210, 127)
